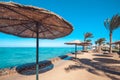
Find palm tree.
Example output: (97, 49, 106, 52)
(83, 32, 93, 50)
(95, 41, 98, 52)
(86, 39, 91, 42)
(96, 38, 106, 53)
(104, 14, 120, 53)
(84, 32, 93, 41)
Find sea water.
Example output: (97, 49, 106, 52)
(0, 47, 82, 69)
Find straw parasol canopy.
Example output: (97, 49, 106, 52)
(65, 40, 81, 45)
(78, 42, 91, 46)
(112, 41, 120, 44)
(77, 42, 91, 51)
(0, 2, 73, 39)
(0, 2, 73, 80)
(112, 41, 120, 52)
(65, 40, 81, 58)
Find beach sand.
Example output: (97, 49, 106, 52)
(0, 52, 120, 80)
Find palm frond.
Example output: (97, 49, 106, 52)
(86, 39, 91, 42)
(110, 14, 120, 30)
(104, 14, 120, 33)
(104, 18, 111, 31)
(96, 38, 106, 46)
(84, 32, 93, 39)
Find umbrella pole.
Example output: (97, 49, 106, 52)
(36, 25, 39, 80)
(75, 44, 77, 59)
(119, 44, 120, 52)
(119, 44, 120, 58)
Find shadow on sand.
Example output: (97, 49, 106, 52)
(58, 55, 73, 60)
(64, 57, 102, 76)
(93, 54, 113, 57)
(16, 60, 54, 75)
(80, 58, 120, 75)
(93, 58, 120, 64)
(65, 57, 120, 77)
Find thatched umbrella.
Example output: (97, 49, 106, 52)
(78, 42, 91, 46)
(64, 40, 81, 58)
(78, 42, 92, 50)
(112, 41, 120, 52)
(77, 42, 92, 51)
(0, 2, 73, 80)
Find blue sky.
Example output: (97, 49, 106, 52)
(0, 0, 120, 47)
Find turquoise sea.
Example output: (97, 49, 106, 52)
(0, 47, 82, 69)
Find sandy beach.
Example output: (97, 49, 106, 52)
(0, 1, 120, 80)
(0, 52, 120, 80)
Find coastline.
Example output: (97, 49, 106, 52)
(0, 53, 73, 76)
(0, 47, 82, 69)
(0, 52, 120, 80)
